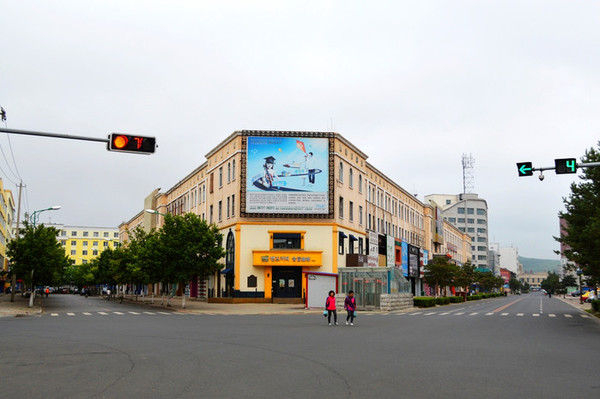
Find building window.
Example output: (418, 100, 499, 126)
(467, 218, 474, 224)
(349, 168, 353, 188)
(82, 250, 88, 256)
(92, 241, 98, 247)
(104, 242, 108, 247)
(477, 219, 486, 224)
(448, 217, 456, 223)
(104, 232, 109, 238)
(71, 241, 76, 246)
(458, 218, 465, 223)
(477, 228, 486, 234)
(218, 201, 222, 221)
(359, 206, 363, 225)
(232, 194, 235, 216)
(272, 233, 302, 249)
(457, 207, 465, 214)
(446, 199, 451, 205)
(71, 250, 76, 255)
(219, 167, 223, 187)
(209, 205, 213, 224)
(83, 241, 88, 246)
(477, 208, 486, 215)
(358, 237, 364, 254)
(227, 197, 230, 218)
(83, 231, 89, 237)
(232, 160, 236, 180)
(467, 208, 474, 215)
(339, 162, 344, 182)
(358, 175, 362, 193)
(92, 250, 98, 256)
(349, 201, 354, 222)
(338, 231, 346, 255)
(339, 196, 344, 219)
(71, 231, 77, 236)
(227, 162, 231, 183)
(93, 232, 99, 237)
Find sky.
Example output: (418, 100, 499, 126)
(1, 1, 598, 259)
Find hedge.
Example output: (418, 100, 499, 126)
(413, 297, 436, 308)
(449, 296, 464, 303)
(592, 299, 600, 312)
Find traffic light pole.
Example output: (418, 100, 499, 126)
(531, 161, 600, 172)
(0, 127, 109, 144)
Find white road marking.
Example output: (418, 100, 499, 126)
(439, 312, 451, 315)
(83, 312, 92, 316)
(549, 314, 556, 318)
(581, 315, 590, 319)
(533, 314, 540, 317)
(51, 313, 59, 317)
(128, 312, 141, 315)
(485, 312, 494, 316)
(564, 314, 573, 318)
(113, 312, 125, 315)
(501, 313, 509, 316)
(517, 313, 524, 317)
(424, 312, 437, 315)
(157, 312, 171, 315)
(97, 312, 108, 315)
(67, 313, 75, 316)
(143, 312, 155, 315)
(456, 312, 465, 315)
(469, 312, 478, 316)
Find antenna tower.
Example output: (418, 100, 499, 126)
(462, 153, 475, 193)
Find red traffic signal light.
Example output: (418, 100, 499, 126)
(108, 133, 156, 154)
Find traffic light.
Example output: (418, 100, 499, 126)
(108, 133, 156, 154)
(554, 158, 577, 174)
(516, 162, 533, 177)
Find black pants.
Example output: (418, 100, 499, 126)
(346, 310, 355, 323)
(327, 310, 337, 323)
(308, 169, 316, 184)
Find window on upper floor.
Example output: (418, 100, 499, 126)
(219, 167, 223, 187)
(272, 233, 302, 249)
(358, 175, 362, 193)
(349, 168, 353, 188)
(339, 162, 344, 182)
(83, 232, 88, 237)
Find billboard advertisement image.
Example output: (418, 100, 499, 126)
(246, 136, 329, 214)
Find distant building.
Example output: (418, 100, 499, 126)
(424, 193, 489, 270)
(519, 271, 547, 290)
(498, 246, 522, 275)
(52, 224, 120, 265)
(488, 243, 501, 275)
(0, 179, 15, 293)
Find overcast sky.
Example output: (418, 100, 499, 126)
(1, 1, 597, 259)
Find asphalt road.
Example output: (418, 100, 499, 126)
(2, 293, 598, 399)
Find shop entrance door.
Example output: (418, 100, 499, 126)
(272, 267, 302, 298)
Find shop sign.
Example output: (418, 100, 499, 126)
(253, 250, 323, 266)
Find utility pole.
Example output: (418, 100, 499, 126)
(10, 181, 23, 302)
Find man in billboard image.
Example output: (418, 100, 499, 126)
(305, 151, 316, 185)
(259, 156, 281, 189)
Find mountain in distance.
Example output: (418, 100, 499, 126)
(519, 256, 561, 274)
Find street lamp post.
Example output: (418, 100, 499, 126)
(30, 205, 61, 227)
(26, 205, 61, 308)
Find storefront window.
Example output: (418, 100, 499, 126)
(272, 233, 301, 249)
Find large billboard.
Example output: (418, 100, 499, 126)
(246, 136, 329, 214)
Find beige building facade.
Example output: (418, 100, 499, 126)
(120, 130, 472, 301)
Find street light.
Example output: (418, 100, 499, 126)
(30, 205, 61, 227)
(144, 208, 167, 216)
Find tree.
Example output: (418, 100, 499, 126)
(541, 272, 561, 295)
(454, 261, 476, 294)
(477, 271, 503, 292)
(509, 277, 521, 294)
(561, 274, 578, 297)
(556, 142, 600, 285)
(423, 256, 458, 296)
(156, 213, 225, 307)
(7, 222, 71, 307)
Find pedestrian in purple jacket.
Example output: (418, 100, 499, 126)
(344, 290, 356, 326)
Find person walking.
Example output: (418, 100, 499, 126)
(344, 290, 356, 326)
(325, 290, 338, 326)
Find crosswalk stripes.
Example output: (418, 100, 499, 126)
(98, 312, 108, 315)
(83, 312, 92, 316)
(533, 313, 539, 317)
(517, 313, 524, 317)
(564, 314, 572, 318)
(549, 314, 556, 318)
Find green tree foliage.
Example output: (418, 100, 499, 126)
(454, 261, 476, 293)
(508, 277, 522, 293)
(556, 142, 600, 285)
(477, 271, 503, 292)
(7, 222, 71, 290)
(541, 271, 561, 294)
(423, 256, 458, 296)
(157, 213, 225, 285)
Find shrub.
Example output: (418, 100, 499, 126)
(413, 297, 436, 308)
(435, 297, 451, 305)
(467, 294, 483, 301)
(449, 296, 464, 303)
(592, 299, 600, 312)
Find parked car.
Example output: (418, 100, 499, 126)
(571, 291, 581, 297)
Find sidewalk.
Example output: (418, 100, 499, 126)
(556, 294, 595, 313)
(0, 293, 43, 318)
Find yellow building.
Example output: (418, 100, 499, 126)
(120, 130, 472, 302)
(50, 224, 120, 265)
(0, 178, 15, 292)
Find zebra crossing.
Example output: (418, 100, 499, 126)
(48, 310, 180, 317)
(366, 310, 591, 319)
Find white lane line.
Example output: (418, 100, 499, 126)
(533, 314, 540, 317)
(469, 312, 479, 316)
(581, 315, 590, 319)
(424, 312, 437, 315)
(128, 311, 141, 315)
(517, 313, 524, 317)
(51, 313, 59, 317)
(97, 312, 108, 315)
(439, 312, 451, 315)
(67, 313, 76, 316)
(143, 312, 155, 315)
(549, 314, 556, 318)
(455, 312, 465, 315)
(409, 312, 423, 316)
(157, 312, 171, 315)
(564, 314, 573, 318)
(83, 312, 92, 316)
(485, 312, 494, 316)
(501, 313, 509, 316)
(113, 312, 125, 315)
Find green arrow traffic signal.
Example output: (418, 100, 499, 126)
(517, 162, 533, 177)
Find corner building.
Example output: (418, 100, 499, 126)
(121, 131, 470, 302)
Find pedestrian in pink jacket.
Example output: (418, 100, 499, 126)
(325, 290, 338, 326)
